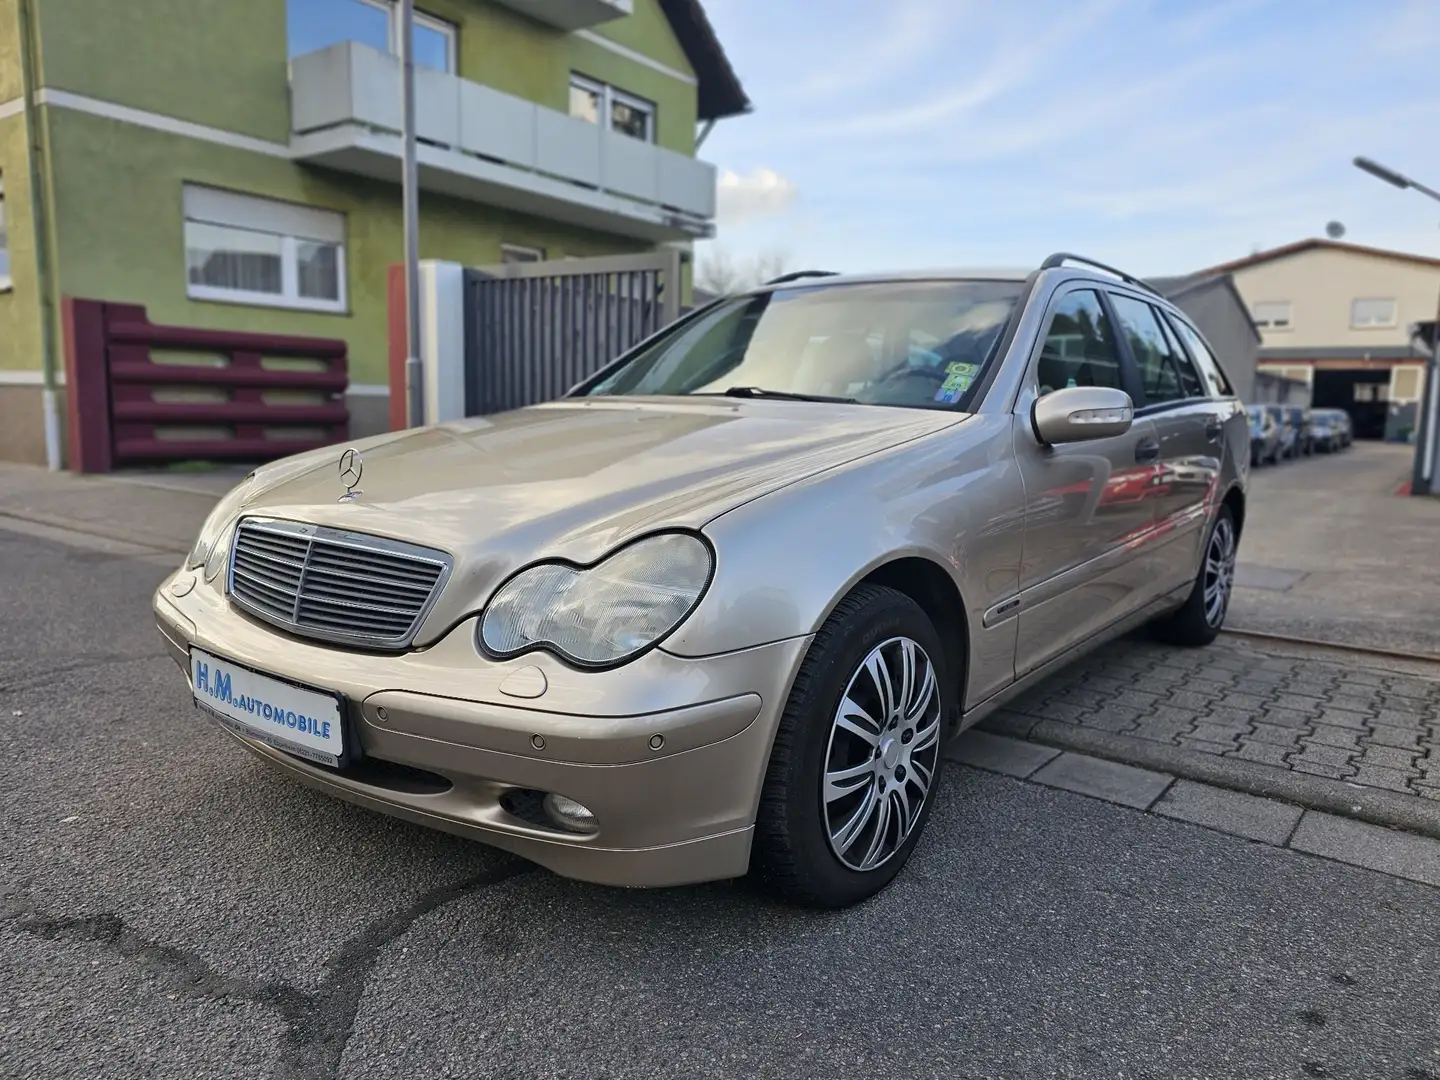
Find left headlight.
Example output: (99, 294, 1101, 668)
(479, 532, 714, 668)
(186, 474, 255, 581)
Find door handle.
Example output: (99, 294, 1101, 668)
(1135, 438, 1160, 463)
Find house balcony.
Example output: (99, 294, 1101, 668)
(489, 0, 632, 31)
(289, 42, 716, 243)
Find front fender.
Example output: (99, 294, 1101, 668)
(663, 415, 1027, 705)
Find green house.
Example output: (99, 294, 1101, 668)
(0, 0, 749, 465)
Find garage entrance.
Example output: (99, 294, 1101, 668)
(1311, 368, 1390, 440)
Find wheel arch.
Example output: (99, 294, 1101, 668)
(852, 556, 971, 733)
(1220, 482, 1246, 538)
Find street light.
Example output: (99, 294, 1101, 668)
(1353, 155, 1440, 495)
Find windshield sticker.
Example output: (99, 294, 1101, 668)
(934, 361, 979, 403)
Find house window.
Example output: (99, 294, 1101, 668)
(1251, 301, 1291, 330)
(183, 185, 346, 313)
(0, 174, 10, 290)
(500, 244, 545, 264)
(1393, 365, 1424, 402)
(288, 0, 456, 72)
(568, 73, 655, 142)
(1351, 297, 1397, 328)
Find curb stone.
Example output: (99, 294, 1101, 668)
(977, 714, 1440, 843)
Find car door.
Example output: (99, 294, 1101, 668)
(1166, 308, 1249, 476)
(1011, 287, 1166, 677)
(1106, 292, 1225, 596)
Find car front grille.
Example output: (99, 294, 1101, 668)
(227, 518, 451, 649)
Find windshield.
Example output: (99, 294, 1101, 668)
(579, 280, 1025, 409)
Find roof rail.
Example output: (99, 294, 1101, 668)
(1039, 253, 1158, 295)
(764, 269, 839, 285)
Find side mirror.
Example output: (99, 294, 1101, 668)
(1032, 385, 1134, 445)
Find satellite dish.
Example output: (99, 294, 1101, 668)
(1326, 221, 1346, 239)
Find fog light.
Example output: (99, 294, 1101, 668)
(542, 793, 598, 835)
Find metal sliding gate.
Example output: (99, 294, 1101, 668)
(463, 249, 684, 416)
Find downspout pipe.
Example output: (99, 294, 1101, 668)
(17, 0, 61, 470)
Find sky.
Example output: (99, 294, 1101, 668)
(695, 0, 1440, 281)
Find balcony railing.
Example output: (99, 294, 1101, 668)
(289, 42, 715, 241)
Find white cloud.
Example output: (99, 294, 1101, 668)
(715, 167, 799, 225)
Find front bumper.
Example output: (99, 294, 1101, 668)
(153, 568, 811, 888)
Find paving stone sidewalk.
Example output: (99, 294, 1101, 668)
(982, 634, 1440, 837)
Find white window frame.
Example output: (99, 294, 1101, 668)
(569, 72, 655, 142)
(290, 0, 457, 72)
(1251, 301, 1292, 331)
(0, 174, 10, 292)
(500, 243, 546, 264)
(182, 185, 348, 314)
(399, 6, 457, 72)
(1350, 297, 1398, 329)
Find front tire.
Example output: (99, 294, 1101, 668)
(752, 584, 947, 908)
(1151, 504, 1238, 647)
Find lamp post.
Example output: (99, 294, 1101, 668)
(400, 0, 423, 429)
(1353, 156, 1440, 495)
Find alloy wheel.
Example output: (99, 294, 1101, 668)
(1203, 517, 1237, 628)
(822, 636, 942, 872)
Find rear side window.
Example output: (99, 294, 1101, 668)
(1035, 290, 1124, 396)
(1166, 314, 1233, 398)
(1108, 293, 1190, 405)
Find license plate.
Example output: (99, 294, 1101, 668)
(189, 648, 344, 768)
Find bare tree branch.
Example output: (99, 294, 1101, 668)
(695, 246, 795, 295)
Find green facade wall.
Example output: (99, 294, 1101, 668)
(41, 108, 650, 385)
(0, 0, 22, 102)
(0, 113, 43, 374)
(32, 0, 292, 143)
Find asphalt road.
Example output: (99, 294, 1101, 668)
(3, 525, 1440, 1080)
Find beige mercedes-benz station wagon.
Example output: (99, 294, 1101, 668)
(153, 254, 1248, 908)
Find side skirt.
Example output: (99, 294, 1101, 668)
(952, 583, 1190, 739)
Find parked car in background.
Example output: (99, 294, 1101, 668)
(1284, 406, 1314, 456)
(1247, 404, 1282, 465)
(1335, 409, 1354, 447)
(154, 254, 1250, 908)
(1265, 405, 1298, 460)
(1311, 408, 1352, 452)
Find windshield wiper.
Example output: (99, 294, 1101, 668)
(710, 386, 860, 404)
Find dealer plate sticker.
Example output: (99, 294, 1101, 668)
(189, 648, 344, 767)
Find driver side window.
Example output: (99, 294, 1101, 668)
(1035, 290, 1123, 397)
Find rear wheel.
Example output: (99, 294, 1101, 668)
(1151, 504, 1237, 647)
(752, 584, 947, 908)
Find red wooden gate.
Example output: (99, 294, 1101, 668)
(62, 298, 349, 473)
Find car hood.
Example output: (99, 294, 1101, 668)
(233, 397, 965, 640)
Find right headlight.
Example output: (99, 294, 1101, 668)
(479, 532, 714, 668)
